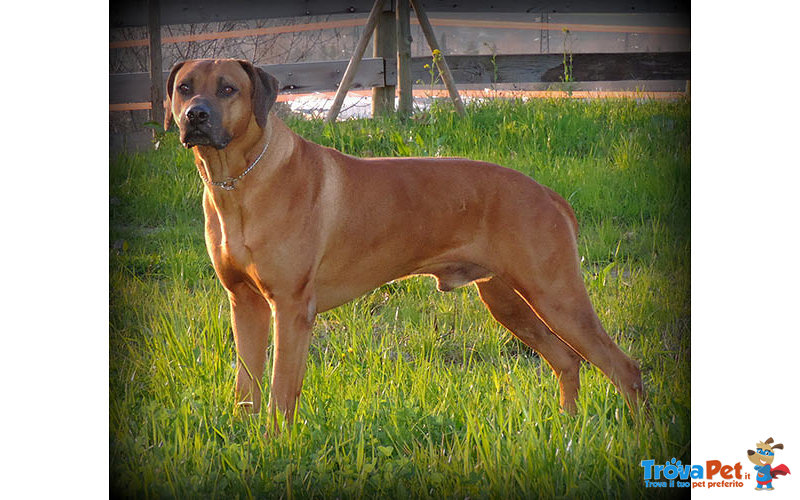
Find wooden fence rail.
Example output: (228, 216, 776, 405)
(110, 17, 689, 50)
(423, 52, 690, 86)
(110, 52, 689, 110)
(110, 0, 689, 121)
(110, 58, 392, 105)
(111, 0, 689, 28)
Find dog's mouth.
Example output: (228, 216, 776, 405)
(181, 128, 230, 150)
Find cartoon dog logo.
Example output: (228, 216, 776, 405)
(747, 437, 791, 491)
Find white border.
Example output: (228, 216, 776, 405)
(2, 1, 109, 498)
(691, 1, 799, 498)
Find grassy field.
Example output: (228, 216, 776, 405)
(110, 98, 690, 498)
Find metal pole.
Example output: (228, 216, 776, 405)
(372, 4, 396, 116)
(325, 0, 385, 123)
(408, 0, 466, 116)
(396, 0, 412, 117)
(147, 0, 164, 131)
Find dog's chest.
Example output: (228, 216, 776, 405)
(206, 207, 266, 288)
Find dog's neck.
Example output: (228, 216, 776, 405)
(191, 115, 293, 194)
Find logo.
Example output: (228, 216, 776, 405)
(640, 436, 792, 491)
(746, 437, 791, 491)
(640, 458, 744, 489)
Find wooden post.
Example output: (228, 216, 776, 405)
(325, 0, 385, 123)
(147, 0, 164, 132)
(396, 0, 412, 117)
(408, 0, 466, 116)
(372, 3, 396, 117)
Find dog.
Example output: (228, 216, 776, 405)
(163, 58, 644, 433)
(747, 438, 791, 490)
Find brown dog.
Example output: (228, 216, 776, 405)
(164, 59, 644, 432)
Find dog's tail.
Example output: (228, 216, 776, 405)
(545, 186, 580, 238)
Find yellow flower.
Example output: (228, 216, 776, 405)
(424, 64, 430, 69)
(432, 49, 441, 56)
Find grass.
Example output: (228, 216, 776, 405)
(110, 97, 690, 498)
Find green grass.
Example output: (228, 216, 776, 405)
(110, 98, 690, 498)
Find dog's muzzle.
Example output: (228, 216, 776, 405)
(180, 102, 230, 149)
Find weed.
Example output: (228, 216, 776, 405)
(557, 28, 576, 97)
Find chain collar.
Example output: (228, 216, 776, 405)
(198, 134, 270, 191)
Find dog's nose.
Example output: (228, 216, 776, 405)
(186, 104, 211, 125)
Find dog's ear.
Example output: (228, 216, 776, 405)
(772, 443, 784, 450)
(163, 61, 185, 131)
(238, 60, 280, 128)
(766, 437, 775, 444)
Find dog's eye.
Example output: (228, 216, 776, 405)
(757, 448, 763, 453)
(178, 83, 191, 95)
(219, 85, 237, 97)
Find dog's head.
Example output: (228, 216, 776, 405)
(163, 59, 280, 149)
(747, 437, 783, 466)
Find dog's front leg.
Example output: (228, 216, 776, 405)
(228, 283, 272, 414)
(267, 294, 315, 434)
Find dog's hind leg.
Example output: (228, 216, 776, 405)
(476, 277, 582, 413)
(502, 255, 644, 411)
